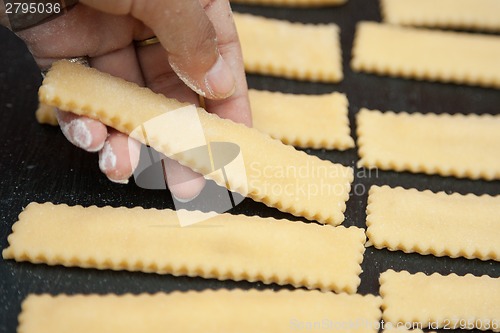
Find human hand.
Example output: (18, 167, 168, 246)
(5, 0, 251, 201)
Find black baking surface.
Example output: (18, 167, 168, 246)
(0, 0, 499, 332)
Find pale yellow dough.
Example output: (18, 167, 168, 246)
(380, 270, 500, 332)
(3, 202, 366, 293)
(231, 0, 346, 6)
(366, 185, 500, 261)
(18, 290, 382, 333)
(35, 103, 58, 126)
(250, 89, 354, 150)
(351, 22, 500, 88)
(356, 108, 500, 180)
(234, 13, 343, 82)
(39, 61, 353, 225)
(381, 0, 500, 32)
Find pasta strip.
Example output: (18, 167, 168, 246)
(234, 13, 342, 82)
(381, 0, 500, 32)
(380, 270, 500, 332)
(231, 0, 346, 7)
(35, 103, 58, 126)
(351, 22, 500, 88)
(39, 60, 353, 225)
(250, 89, 354, 150)
(3, 202, 366, 293)
(356, 108, 500, 180)
(18, 290, 382, 333)
(366, 185, 499, 261)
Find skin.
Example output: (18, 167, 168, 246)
(3, 0, 251, 200)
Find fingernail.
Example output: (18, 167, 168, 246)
(108, 177, 129, 185)
(61, 118, 93, 150)
(205, 55, 236, 99)
(98, 142, 116, 173)
(172, 192, 200, 203)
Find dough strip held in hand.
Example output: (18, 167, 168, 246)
(18, 290, 382, 333)
(38, 60, 353, 225)
(3, 202, 366, 293)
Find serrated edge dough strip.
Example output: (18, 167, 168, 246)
(234, 13, 343, 83)
(351, 21, 500, 88)
(250, 89, 354, 150)
(3, 202, 366, 293)
(18, 290, 382, 333)
(231, 0, 346, 7)
(35, 103, 58, 126)
(366, 185, 500, 261)
(36, 91, 356, 151)
(38, 60, 353, 225)
(380, 0, 500, 32)
(356, 108, 500, 180)
(380, 270, 500, 332)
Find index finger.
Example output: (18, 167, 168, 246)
(80, 0, 236, 100)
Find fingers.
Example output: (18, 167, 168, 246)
(99, 130, 141, 184)
(17, 4, 138, 60)
(163, 158, 206, 202)
(137, 43, 206, 200)
(80, 0, 235, 99)
(202, 0, 252, 127)
(56, 110, 107, 152)
(137, 43, 200, 105)
(89, 44, 145, 183)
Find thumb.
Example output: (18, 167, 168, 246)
(80, 0, 236, 99)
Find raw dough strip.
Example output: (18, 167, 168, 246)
(37, 89, 355, 150)
(39, 61, 353, 225)
(35, 103, 58, 126)
(366, 185, 500, 261)
(351, 22, 500, 89)
(234, 13, 343, 83)
(18, 290, 382, 333)
(380, 270, 500, 332)
(3, 202, 367, 293)
(356, 108, 500, 180)
(380, 0, 500, 32)
(231, 0, 346, 7)
(250, 89, 354, 150)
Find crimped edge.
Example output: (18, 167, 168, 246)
(351, 21, 500, 89)
(356, 108, 500, 180)
(250, 90, 355, 150)
(39, 61, 353, 225)
(379, 0, 500, 32)
(235, 13, 343, 83)
(18, 290, 382, 333)
(379, 270, 500, 332)
(366, 185, 499, 261)
(4, 202, 364, 293)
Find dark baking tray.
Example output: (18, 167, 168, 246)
(0, 1, 499, 332)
